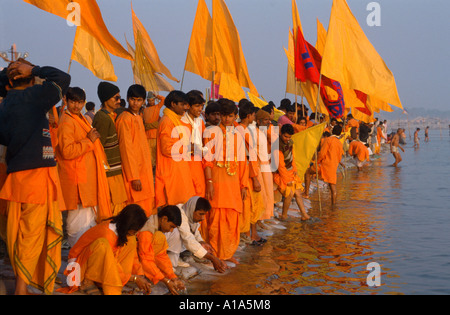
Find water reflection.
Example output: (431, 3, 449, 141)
(187, 154, 407, 295)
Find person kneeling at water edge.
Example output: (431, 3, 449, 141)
(136, 205, 186, 295)
(165, 196, 228, 273)
(58, 204, 152, 295)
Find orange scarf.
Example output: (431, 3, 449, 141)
(65, 112, 112, 222)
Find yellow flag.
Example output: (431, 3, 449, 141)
(218, 73, 246, 102)
(133, 30, 159, 92)
(24, 0, 132, 61)
(291, 0, 303, 41)
(292, 122, 327, 179)
(131, 4, 179, 82)
(321, 0, 402, 109)
(315, 18, 327, 55)
(184, 0, 213, 81)
(212, 0, 258, 95)
(315, 14, 389, 121)
(71, 27, 117, 81)
(247, 92, 284, 120)
(125, 36, 174, 92)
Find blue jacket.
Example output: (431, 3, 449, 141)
(0, 66, 71, 173)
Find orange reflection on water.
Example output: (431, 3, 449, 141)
(187, 156, 402, 295)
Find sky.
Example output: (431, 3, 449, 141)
(1, 0, 449, 115)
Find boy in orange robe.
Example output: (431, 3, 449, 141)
(273, 124, 311, 221)
(0, 60, 70, 295)
(155, 90, 196, 208)
(203, 99, 249, 264)
(375, 121, 386, 154)
(304, 124, 344, 205)
(136, 205, 186, 295)
(142, 91, 165, 168)
(254, 110, 275, 222)
(181, 90, 207, 198)
(345, 114, 360, 133)
(56, 87, 112, 247)
(116, 85, 155, 216)
(348, 128, 370, 171)
(237, 102, 266, 245)
(59, 204, 151, 295)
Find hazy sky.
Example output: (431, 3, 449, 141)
(1, 0, 449, 114)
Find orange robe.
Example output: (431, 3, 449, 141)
(203, 124, 248, 260)
(348, 140, 370, 162)
(255, 127, 274, 221)
(182, 114, 206, 198)
(56, 111, 98, 210)
(56, 111, 111, 220)
(237, 124, 264, 227)
(62, 221, 139, 295)
(0, 166, 63, 295)
(317, 136, 344, 185)
(346, 118, 360, 132)
(273, 145, 303, 198)
(142, 98, 165, 167)
(155, 109, 196, 208)
(293, 124, 307, 134)
(116, 111, 155, 216)
(136, 231, 177, 284)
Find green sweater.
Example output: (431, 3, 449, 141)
(92, 109, 123, 177)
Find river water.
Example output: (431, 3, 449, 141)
(187, 130, 450, 295)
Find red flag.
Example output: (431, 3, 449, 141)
(294, 27, 321, 84)
(294, 27, 345, 118)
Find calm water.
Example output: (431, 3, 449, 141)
(188, 129, 450, 295)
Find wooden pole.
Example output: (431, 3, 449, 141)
(314, 73, 323, 215)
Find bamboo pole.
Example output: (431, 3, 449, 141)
(314, 73, 323, 215)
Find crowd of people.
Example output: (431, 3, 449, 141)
(0, 60, 398, 295)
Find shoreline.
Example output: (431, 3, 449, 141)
(0, 147, 390, 295)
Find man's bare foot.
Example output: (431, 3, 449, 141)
(301, 215, 311, 221)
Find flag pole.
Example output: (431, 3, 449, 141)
(314, 72, 323, 216)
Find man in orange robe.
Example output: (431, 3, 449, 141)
(304, 124, 344, 205)
(375, 121, 386, 154)
(348, 128, 370, 171)
(155, 90, 196, 208)
(181, 90, 207, 198)
(136, 205, 186, 295)
(116, 85, 155, 216)
(0, 60, 70, 295)
(345, 114, 360, 133)
(142, 91, 165, 168)
(273, 124, 311, 221)
(203, 99, 248, 264)
(237, 103, 266, 245)
(254, 110, 275, 222)
(56, 87, 112, 247)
